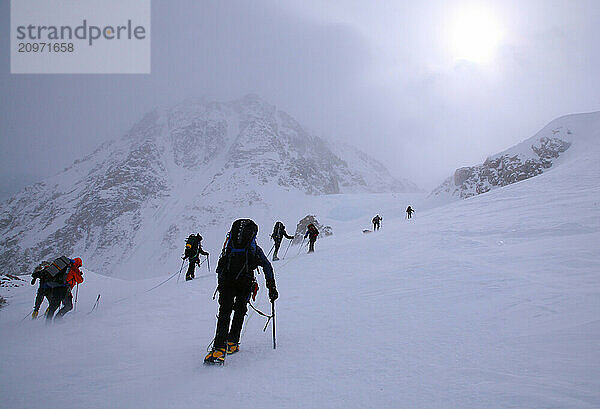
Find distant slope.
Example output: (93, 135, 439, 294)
(0, 95, 417, 278)
(328, 140, 420, 193)
(429, 111, 600, 203)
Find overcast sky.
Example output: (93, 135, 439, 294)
(1, 0, 599, 199)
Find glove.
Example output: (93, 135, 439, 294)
(266, 280, 278, 301)
(181, 255, 186, 260)
(31, 277, 37, 285)
(31, 310, 39, 319)
(251, 281, 259, 301)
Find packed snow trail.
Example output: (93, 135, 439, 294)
(1, 147, 600, 408)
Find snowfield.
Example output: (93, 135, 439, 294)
(1, 112, 599, 408)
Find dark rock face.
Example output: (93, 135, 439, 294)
(431, 135, 572, 200)
(292, 215, 333, 244)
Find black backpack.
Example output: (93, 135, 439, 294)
(272, 221, 284, 239)
(43, 256, 71, 286)
(185, 234, 200, 258)
(219, 219, 258, 282)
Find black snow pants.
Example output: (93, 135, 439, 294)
(58, 291, 74, 317)
(373, 221, 380, 231)
(273, 238, 282, 259)
(46, 286, 70, 321)
(308, 239, 316, 253)
(186, 256, 199, 280)
(213, 278, 253, 348)
(34, 285, 51, 311)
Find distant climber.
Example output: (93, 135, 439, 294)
(304, 223, 319, 253)
(44, 257, 84, 321)
(30, 260, 52, 319)
(406, 206, 414, 219)
(271, 221, 294, 261)
(183, 233, 209, 281)
(204, 219, 278, 365)
(372, 214, 382, 231)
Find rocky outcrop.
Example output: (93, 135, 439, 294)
(292, 215, 333, 244)
(430, 131, 572, 201)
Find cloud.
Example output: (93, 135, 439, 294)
(1, 0, 599, 193)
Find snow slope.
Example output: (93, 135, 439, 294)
(1, 130, 599, 408)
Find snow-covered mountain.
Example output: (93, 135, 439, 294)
(0, 95, 417, 278)
(1, 115, 598, 407)
(429, 111, 600, 202)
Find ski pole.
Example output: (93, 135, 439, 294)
(88, 294, 101, 314)
(20, 311, 32, 323)
(282, 239, 293, 259)
(271, 300, 276, 349)
(207, 255, 210, 272)
(296, 237, 306, 255)
(266, 243, 275, 257)
(75, 283, 79, 311)
(176, 258, 185, 283)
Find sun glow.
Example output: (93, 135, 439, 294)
(449, 7, 503, 64)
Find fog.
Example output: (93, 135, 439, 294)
(1, 0, 599, 198)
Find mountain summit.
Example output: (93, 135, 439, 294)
(0, 95, 417, 277)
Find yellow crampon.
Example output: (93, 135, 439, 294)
(204, 348, 226, 365)
(226, 342, 239, 355)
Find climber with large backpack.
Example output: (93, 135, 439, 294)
(204, 219, 278, 365)
(30, 260, 52, 319)
(304, 223, 319, 253)
(182, 233, 209, 281)
(44, 256, 83, 321)
(270, 221, 294, 261)
(372, 214, 382, 231)
(406, 206, 415, 219)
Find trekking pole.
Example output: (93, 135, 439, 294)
(271, 300, 276, 349)
(266, 243, 275, 257)
(176, 258, 185, 283)
(75, 283, 79, 311)
(282, 239, 293, 259)
(20, 311, 32, 323)
(296, 237, 306, 255)
(207, 255, 210, 272)
(88, 294, 101, 314)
